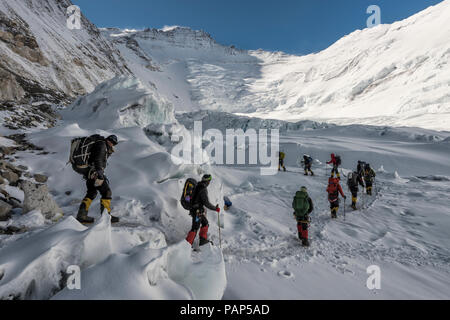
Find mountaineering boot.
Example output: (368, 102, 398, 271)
(302, 239, 310, 247)
(199, 238, 213, 246)
(331, 208, 338, 219)
(100, 199, 119, 223)
(351, 197, 357, 210)
(76, 198, 94, 224)
(311, 171, 314, 176)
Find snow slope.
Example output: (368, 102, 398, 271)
(244, 1, 450, 131)
(103, 1, 450, 131)
(215, 127, 450, 299)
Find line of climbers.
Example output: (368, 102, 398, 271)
(68, 135, 376, 250)
(291, 154, 376, 247)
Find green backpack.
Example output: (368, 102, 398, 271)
(292, 191, 310, 216)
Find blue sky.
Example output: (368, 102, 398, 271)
(72, 0, 443, 54)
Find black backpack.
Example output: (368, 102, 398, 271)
(335, 155, 342, 165)
(357, 161, 366, 174)
(348, 172, 358, 188)
(69, 134, 103, 168)
(181, 178, 198, 210)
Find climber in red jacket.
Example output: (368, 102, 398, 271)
(326, 153, 341, 179)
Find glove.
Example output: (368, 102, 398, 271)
(215, 205, 220, 213)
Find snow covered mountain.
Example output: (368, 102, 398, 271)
(101, 26, 251, 113)
(2, 0, 448, 130)
(0, 0, 129, 104)
(103, 1, 450, 131)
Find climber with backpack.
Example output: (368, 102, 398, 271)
(278, 151, 286, 172)
(69, 134, 120, 224)
(363, 164, 376, 196)
(357, 161, 367, 177)
(183, 174, 220, 247)
(302, 155, 314, 176)
(326, 153, 341, 179)
(347, 171, 365, 210)
(326, 177, 346, 219)
(292, 186, 314, 247)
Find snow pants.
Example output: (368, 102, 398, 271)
(297, 221, 308, 240)
(330, 200, 339, 218)
(350, 187, 358, 205)
(186, 210, 209, 245)
(331, 165, 340, 178)
(279, 158, 286, 171)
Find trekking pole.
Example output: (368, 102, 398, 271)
(344, 197, 346, 221)
(363, 189, 366, 209)
(217, 211, 222, 249)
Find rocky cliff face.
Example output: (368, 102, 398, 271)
(0, 0, 130, 105)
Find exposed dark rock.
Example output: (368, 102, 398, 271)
(0, 225, 26, 235)
(0, 199, 12, 221)
(33, 174, 48, 183)
(1, 170, 19, 185)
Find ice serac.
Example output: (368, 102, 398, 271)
(0, 0, 129, 104)
(61, 76, 175, 130)
(0, 213, 227, 300)
(101, 26, 259, 113)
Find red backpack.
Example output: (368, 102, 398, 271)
(327, 178, 340, 202)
